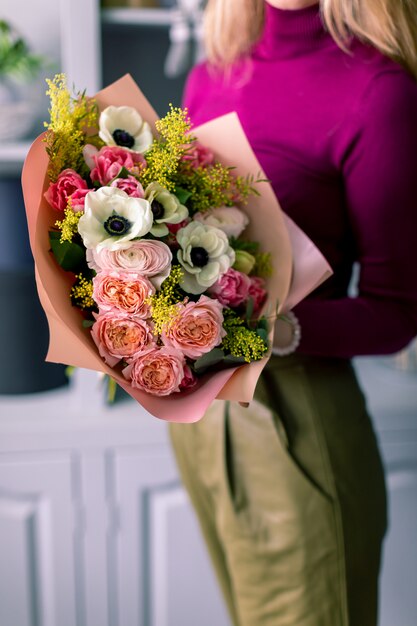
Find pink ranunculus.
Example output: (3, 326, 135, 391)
(162, 295, 226, 359)
(209, 268, 251, 307)
(91, 311, 155, 367)
(248, 276, 267, 315)
(92, 271, 155, 318)
(123, 346, 185, 396)
(89, 146, 146, 186)
(70, 188, 90, 213)
(87, 240, 172, 289)
(44, 168, 88, 212)
(179, 365, 198, 391)
(110, 175, 145, 198)
(181, 142, 215, 169)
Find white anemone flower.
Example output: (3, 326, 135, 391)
(99, 105, 154, 154)
(145, 182, 189, 237)
(177, 222, 235, 294)
(78, 187, 153, 252)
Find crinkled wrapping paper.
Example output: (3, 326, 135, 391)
(22, 75, 332, 422)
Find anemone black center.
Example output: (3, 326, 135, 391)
(104, 214, 132, 237)
(190, 246, 209, 268)
(151, 200, 165, 220)
(112, 128, 135, 149)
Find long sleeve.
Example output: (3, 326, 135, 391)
(295, 70, 417, 357)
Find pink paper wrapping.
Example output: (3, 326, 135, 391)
(22, 74, 332, 422)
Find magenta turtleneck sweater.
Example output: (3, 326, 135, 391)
(183, 3, 417, 358)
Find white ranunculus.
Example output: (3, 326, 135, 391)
(99, 105, 154, 154)
(194, 206, 249, 238)
(78, 187, 153, 252)
(177, 221, 235, 294)
(145, 182, 189, 237)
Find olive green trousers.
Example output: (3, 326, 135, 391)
(169, 355, 387, 626)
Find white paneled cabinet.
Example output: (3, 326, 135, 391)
(1, 359, 416, 626)
(0, 374, 230, 626)
(0, 454, 76, 626)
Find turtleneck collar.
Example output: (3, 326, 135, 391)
(254, 3, 328, 60)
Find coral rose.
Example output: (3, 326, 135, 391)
(93, 271, 155, 318)
(162, 295, 226, 359)
(86, 145, 146, 185)
(91, 312, 155, 367)
(123, 347, 185, 396)
(44, 168, 88, 212)
(209, 268, 251, 307)
(87, 239, 172, 289)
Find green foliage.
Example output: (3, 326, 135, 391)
(253, 252, 273, 278)
(148, 266, 184, 335)
(49, 231, 85, 272)
(193, 348, 246, 375)
(0, 20, 43, 80)
(140, 105, 192, 191)
(221, 309, 269, 362)
(44, 74, 103, 181)
(175, 166, 260, 215)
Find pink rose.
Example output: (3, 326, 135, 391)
(87, 145, 146, 185)
(87, 240, 172, 289)
(110, 175, 145, 198)
(248, 276, 267, 315)
(123, 346, 185, 396)
(44, 168, 88, 212)
(162, 295, 226, 359)
(181, 142, 214, 169)
(179, 365, 198, 391)
(91, 312, 155, 367)
(70, 188, 90, 213)
(93, 271, 155, 318)
(209, 268, 251, 307)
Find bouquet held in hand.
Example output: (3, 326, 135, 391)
(22, 75, 331, 421)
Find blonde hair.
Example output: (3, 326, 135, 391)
(204, 0, 417, 79)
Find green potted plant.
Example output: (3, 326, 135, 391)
(0, 20, 44, 141)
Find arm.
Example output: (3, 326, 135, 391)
(294, 69, 417, 357)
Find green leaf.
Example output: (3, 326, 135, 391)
(49, 233, 85, 272)
(257, 317, 269, 332)
(174, 186, 192, 205)
(245, 297, 254, 324)
(107, 377, 117, 404)
(193, 348, 225, 373)
(223, 355, 247, 366)
(82, 319, 94, 328)
(117, 166, 132, 179)
(229, 236, 259, 254)
(256, 328, 268, 342)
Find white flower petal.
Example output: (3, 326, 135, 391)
(150, 223, 169, 237)
(99, 106, 153, 154)
(78, 187, 152, 250)
(133, 122, 154, 154)
(180, 271, 206, 295)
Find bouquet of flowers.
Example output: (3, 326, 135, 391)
(22, 74, 331, 422)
